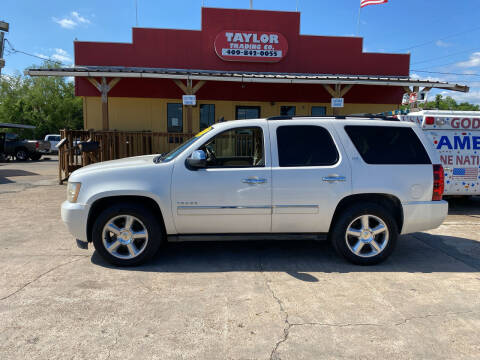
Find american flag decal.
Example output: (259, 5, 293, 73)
(361, 0, 388, 8)
(453, 167, 479, 180)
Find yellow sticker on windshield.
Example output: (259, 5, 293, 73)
(195, 126, 213, 137)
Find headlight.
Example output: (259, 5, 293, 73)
(67, 182, 81, 203)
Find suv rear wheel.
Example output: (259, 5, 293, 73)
(330, 203, 398, 265)
(92, 202, 163, 266)
(30, 153, 42, 161)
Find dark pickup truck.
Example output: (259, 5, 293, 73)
(0, 132, 51, 161)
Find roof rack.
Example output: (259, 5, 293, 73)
(266, 114, 398, 121)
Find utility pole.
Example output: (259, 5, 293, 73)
(135, 0, 138, 27)
(250, 0, 253, 9)
(0, 21, 8, 77)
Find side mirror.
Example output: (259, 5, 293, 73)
(186, 150, 206, 170)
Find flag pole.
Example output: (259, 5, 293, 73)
(357, 6, 361, 35)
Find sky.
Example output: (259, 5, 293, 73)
(2, 0, 480, 103)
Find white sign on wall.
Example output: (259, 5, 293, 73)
(182, 95, 196, 106)
(331, 98, 344, 108)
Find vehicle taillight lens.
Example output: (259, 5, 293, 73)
(35, 141, 39, 149)
(433, 164, 444, 201)
(425, 116, 435, 125)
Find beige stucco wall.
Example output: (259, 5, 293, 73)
(83, 96, 399, 132)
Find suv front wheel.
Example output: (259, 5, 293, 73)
(92, 202, 163, 266)
(330, 203, 398, 265)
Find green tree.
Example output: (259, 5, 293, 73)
(402, 94, 480, 112)
(0, 62, 83, 139)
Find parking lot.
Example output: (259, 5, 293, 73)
(1, 158, 479, 359)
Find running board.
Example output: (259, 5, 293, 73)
(167, 233, 328, 242)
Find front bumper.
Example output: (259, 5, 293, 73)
(401, 200, 448, 235)
(61, 201, 90, 242)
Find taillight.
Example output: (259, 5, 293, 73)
(425, 117, 435, 125)
(433, 164, 444, 201)
(35, 141, 39, 149)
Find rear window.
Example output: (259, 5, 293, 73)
(277, 125, 339, 167)
(344, 125, 431, 165)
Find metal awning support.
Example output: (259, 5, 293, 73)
(24, 66, 470, 93)
(86, 77, 121, 130)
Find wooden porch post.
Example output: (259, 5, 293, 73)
(322, 84, 354, 115)
(173, 79, 206, 134)
(87, 77, 121, 130)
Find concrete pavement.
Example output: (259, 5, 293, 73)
(0, 158, 479, 359)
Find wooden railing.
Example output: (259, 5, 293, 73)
(58, 129, 193, 184)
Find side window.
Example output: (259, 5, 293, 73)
(344, 125, 431, 165)
(200, 104, 215, 130)
(167, 103, 183, 133)
(236, 106, 260, 120)
(199, 127, 264, 168)
(280, 106, 296, 116)
(311, 106, 326, 116)
(276, 125, 339, 167)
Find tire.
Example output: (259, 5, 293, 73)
(92, 202, 163, 266)
(30, 153, 42, 161)
(330, 203, 398, 265)
(15, 148, 29, 161)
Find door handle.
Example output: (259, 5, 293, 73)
(322, 175, 346, 182)
(242, 177, 267, 185)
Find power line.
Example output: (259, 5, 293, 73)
(396, 25, 480, 52)
(4, 38, 64, 65)
(411, 69, 480, 77)
(411, 47, 480, 66)
(413, 57, 476, 71)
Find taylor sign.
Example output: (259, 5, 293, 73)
(214, 30, 288, 63)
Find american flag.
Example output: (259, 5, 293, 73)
(453, 167, 479, 180)
(361, 0, 388, 8)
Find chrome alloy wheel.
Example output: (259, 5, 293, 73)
(345, 215, 389, 258)
(102, 215, 149, 259)
(16, 150, 28, 160)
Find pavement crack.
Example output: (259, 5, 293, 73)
(289, 322, 382, 328)
(106, 331, 119, 360)
(0, 257, 86, 301)
(269, 310, 478, 332)
(393, 310, 476, 326)
(257, 255, 291, 360)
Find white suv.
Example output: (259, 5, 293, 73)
(61, 117, 447, 266)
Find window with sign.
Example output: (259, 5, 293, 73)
(280, 106, 296, 116)
(167, 103, 183, 133)
(311, 106, 326, 116)
(200, 104, 215, 130)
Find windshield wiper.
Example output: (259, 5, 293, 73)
(153, 153, 166, 164)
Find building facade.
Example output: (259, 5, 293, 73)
(74, 7, 411, 133)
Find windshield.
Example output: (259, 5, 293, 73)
(153, 126, 213, 163)
(6, 133, 19, 141)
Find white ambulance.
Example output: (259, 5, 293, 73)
(399, 110, 480, 196)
